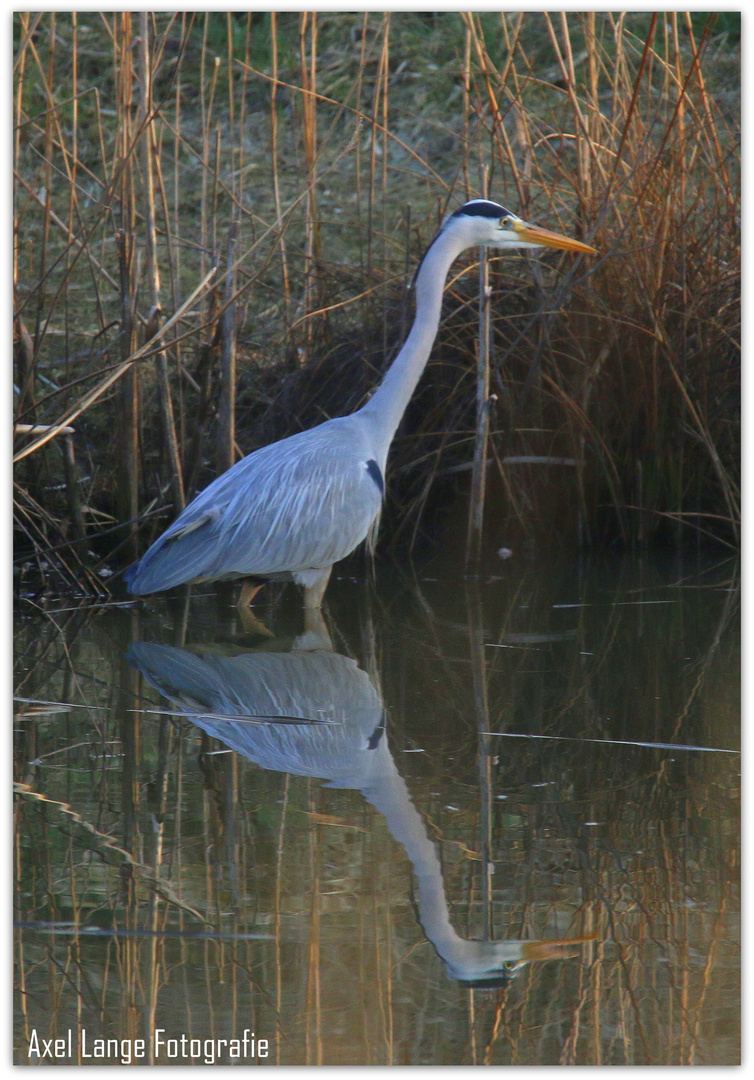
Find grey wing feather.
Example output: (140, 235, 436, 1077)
(126, 416, 383, 594)
(127, 642, 386, 782)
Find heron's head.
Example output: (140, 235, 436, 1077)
(444, 933, 597, 987)
(447, 199, 597, 255)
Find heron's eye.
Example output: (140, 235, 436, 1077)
(499, 216, 513, 229)
(502, 960, 518, 971)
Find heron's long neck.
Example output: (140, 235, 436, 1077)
(359, 227, 468, 455)
(360, 749, 470, 963)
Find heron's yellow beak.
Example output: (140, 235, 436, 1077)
(519, 934, 597, 963)
(514, 221, 597, 255)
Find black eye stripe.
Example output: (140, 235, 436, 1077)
(452, 200, 514, 220)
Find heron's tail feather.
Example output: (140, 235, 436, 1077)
(125, 510, 222, 594)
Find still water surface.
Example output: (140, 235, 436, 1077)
(14, 554, 740, 1065)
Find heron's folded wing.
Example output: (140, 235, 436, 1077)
(126, 416, 382, 592)
(126, 507, 226, 592)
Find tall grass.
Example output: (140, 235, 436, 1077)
(13, 12, 740, 591)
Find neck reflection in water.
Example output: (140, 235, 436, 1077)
(127, 632, 592, 987)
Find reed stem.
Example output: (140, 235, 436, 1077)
(466, 168, 493, 572)
(217, 221, 238, 474)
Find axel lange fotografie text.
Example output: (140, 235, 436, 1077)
(26, 1027, 269, 1064)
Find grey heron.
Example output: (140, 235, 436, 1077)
(125, 200, 596, 608)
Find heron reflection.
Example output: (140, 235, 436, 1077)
(127, 638, 591, 986)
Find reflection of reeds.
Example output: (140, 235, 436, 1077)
(13, 13, 739, 588)
(13, 558, 739, 1064)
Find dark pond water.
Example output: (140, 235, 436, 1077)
(14, 553, 740, 1066)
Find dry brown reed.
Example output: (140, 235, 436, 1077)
(13, 13, 739, 591)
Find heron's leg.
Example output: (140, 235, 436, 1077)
(298, 607, 333, 651)
(237, 581, 273, 636)
(238, 580, 263, 608)
(303, 567, 331, 611)
(237, 605, 275, 638)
